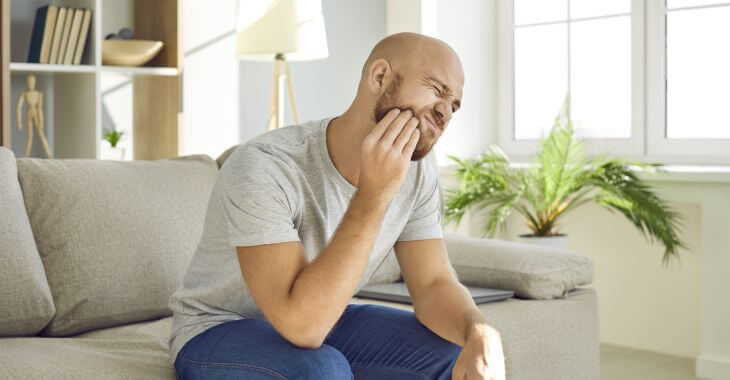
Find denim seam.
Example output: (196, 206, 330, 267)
(178, 356, 288, 379)
(350, 361, 428, 378)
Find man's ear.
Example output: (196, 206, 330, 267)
(366, 58, 391, 95)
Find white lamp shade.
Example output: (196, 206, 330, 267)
(236, 0, 329, 61)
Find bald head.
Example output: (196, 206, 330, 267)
(360, 32, 462, 82)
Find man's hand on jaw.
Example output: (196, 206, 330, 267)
(358, 107, 420, 203)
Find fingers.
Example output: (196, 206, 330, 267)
(380, 109, 414, 146)
(403, 125, 420, 156)
(394, 117, 419, 151)
(452, 368, 466, 380)
(370, 108, 401, 141)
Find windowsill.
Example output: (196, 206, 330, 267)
(438, 163, 730, 184)
(631, 165, 730, 184)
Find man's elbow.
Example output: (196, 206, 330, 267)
(289, 333, 325, 350)
(270, 307, 328, 349)
(278, 322, 326, 349)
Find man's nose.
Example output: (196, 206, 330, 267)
(435, 102, 452, 124)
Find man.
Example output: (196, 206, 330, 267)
(169, 32, 506, 379)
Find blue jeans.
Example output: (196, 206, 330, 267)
(173, 303, 462, 379)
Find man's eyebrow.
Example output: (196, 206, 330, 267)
(427, 75, 452, 95)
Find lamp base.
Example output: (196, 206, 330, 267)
(267, 55, 300, 130)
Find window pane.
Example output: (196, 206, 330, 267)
(570, 16, 632, 138)
(514, 0, 567, 25)
(667, 0, 730, 9)
(514, 24, 568, 140)
(570, 0, 630, 18)
(667, 7, 730, 139)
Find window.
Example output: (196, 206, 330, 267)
(665, 1, 730, 139)
(514, 0, 631, 140)
(499, 0, 730, 164)
(646, 0, 730, 161)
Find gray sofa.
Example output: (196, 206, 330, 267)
(0, 145, 599, 380)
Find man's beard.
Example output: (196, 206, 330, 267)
(373, 73, 439, 161)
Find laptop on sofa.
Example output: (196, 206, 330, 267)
(355, 281, 514, 305)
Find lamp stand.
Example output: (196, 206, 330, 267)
(267, 53, 300, 130)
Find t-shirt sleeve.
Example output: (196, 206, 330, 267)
(397, 155, 444, 242)
(218, 144, 301, 248)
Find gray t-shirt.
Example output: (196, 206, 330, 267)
(168, 117, 443, 365)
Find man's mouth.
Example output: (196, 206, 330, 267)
(421, 114, 440, 134)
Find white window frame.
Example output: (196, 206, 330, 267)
(646, 0, 730, 163)
(498, 0, 730, 165)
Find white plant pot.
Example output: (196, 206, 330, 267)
(101, 146, 125, 161)
(517, 234, 569, 250)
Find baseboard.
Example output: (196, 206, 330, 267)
(697, 355, 730, 380)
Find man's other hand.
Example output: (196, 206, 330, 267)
(452, 325, 506, 380)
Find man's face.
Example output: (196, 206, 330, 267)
(373, 69, 462, 161)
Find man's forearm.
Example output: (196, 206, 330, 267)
(413, 278, 491, 347)
(286, 190, 389, 345)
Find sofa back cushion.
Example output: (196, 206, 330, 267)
(444, 233, 594, 299)
(0, 147, 56, 336)
(17, 154, 218, 336)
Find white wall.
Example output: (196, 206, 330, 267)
(181, 0, 240, 158)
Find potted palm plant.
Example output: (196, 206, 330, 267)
(444, 98, 686, 266)
(101, 127, 125, 160)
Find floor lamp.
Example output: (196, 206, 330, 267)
(236, 0, 329, 130)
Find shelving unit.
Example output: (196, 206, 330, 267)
(0, 0, 182, 160)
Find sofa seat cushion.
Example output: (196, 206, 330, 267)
(0, 290, 598, 380)
(0, 317, 175, 379)
(0, 147, 55, 336)
(16, 155, 218, 336)
(351, 287, 599, 380)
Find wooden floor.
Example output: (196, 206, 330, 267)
(600, 343, 706, 380)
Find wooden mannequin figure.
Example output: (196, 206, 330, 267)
(17, 74, 52, 158)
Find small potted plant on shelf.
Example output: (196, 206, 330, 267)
(443, 96, 687, 266)
(101, 127, 125, 160)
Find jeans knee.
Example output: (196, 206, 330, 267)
(299, 344, 353, 379)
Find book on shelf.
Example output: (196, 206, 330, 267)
(27, 5, 58, 63)
(27, 5, 93, 66)
(56, 7, 73, 63)
(73, 9, 92, 65)
(48, 7, 67, 64)
(63, 8, 84, 64)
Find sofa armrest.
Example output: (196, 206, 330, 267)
(444, 232, 594, 300)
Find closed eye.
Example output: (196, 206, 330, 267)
(428, 81, 458, 113)
(434, 86, 459, 113)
